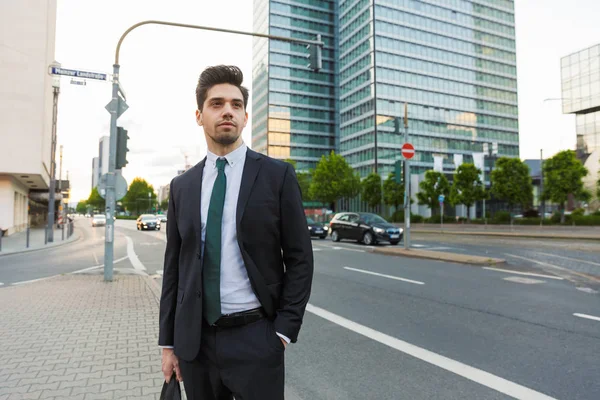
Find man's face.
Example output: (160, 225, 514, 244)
(196, 83, 248, 146)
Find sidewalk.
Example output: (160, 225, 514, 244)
(0, 227, 80, 256)
(0, 274, 163, 400)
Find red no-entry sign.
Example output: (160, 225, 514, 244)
(401, 143, 415, 159)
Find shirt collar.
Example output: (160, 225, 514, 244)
(206, 143, 247, 168)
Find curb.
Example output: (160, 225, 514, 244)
(0, 233, 82, 257)
(412, 230, 600, 241)
(372, 247, 505, 266)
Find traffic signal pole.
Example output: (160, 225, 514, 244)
(103, 64, 120, 281)
(104, 20, 324, 281)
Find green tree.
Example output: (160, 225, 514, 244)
(309, 151, 359, 211)
(490, 157, 533, 216)
(450, 163, 488, 221)
(596, 167, 600, 200)
(160, 199, 169, 211)
(362, 173, 382, 210)
(284, 159, 312, 201)
(76, 201, 87, 214)
(542, 150, 589, 223)
(416, 171, 450, 216)
(122, 177, 156, 215)
(383, 172, 404, 212)
(86, 187, 105, 210)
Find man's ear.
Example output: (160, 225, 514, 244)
(195, 109, 203, 126)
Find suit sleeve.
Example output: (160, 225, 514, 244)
(274, 164, 314, 343)
(158, 178, 181, 346)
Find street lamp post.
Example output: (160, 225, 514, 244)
(148, 192, 152, 213)
(47, 61, 61, 243)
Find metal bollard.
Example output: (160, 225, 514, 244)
(62, 223, 65, 241)
(26, 225, 30, 248)
(0, 230, 2, 252)
(44, 227, 48, 245)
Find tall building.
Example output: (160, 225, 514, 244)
(91, 157, 100, 189)
(252, 0, 338, 171)
(253, 0, 519, 214)
(0, 0, 58, 235)
(98, 136, 110, 175)
(561, 44, 600, 209)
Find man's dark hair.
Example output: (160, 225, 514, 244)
(195, 65, 249, 111)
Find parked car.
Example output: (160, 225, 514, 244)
(306, 217, 328, 239)
(91, 214, 106, 227)
(156, 214, 168, 223)
(329, 212, 403, 245)
(137, 214, 161, 231)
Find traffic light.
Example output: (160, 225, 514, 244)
(116, 126, 129, 169)
(306, 34, 323, 72)
(394, 117, 400, 134)
(394, 160, 404, 184)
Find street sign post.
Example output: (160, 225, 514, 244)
(98, 173, 128, 201)
(49, 66, 108, 81)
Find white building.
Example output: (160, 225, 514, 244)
(0, 0, 57, 235)
(91, 157, 100, 189)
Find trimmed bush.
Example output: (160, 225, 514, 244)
(411, 214, 424, 223)
(493, 211, 511, 223)
(116, 215, 137, 220)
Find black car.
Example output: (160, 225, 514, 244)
(306, 217, 329, 239)
(136, 215, 161, 231)
(329, 212, 403, 245)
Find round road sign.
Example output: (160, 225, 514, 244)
(401, 143, 415, 159)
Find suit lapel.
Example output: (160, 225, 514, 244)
(191, 158, 206, 242)
(236, 150, 262, 229)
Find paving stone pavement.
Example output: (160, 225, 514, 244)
(0, 275, 164, 400)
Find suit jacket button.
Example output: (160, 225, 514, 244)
(196, 252, 201, 259)
(196, 290, 202, 297)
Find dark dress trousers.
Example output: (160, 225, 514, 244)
(159, 149, 314, 399)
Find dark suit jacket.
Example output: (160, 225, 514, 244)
(159, 148, 314, 361)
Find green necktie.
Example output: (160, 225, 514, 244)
(203, 158, 227, 325)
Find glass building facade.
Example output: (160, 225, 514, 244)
(252, 0, 337, 171)
(254, 0, 519, 181)
(561, 44, 600, 160)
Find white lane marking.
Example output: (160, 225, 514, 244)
(126, 236, 146, 271)
(344, 267, 425, 285)
(411, 244, 427, 248)
(306, 304, 558, 400)
(534, 252, 600, 268)
(503, 277, 545, 285)
(12, 277, 55, 286)
(156, 270, 164, 276)
(312, 248, 322, 252)
(483, 267, 564, 280)
(504, 253, 598, 282)
(92, 251, 99, 265)
(573, 313, 600, 322)
(71, 256, 129, 274)
(332, 246, 365, 253)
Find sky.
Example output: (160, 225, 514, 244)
(54, 0, 600, 203)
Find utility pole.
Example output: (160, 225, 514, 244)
(403, 103, 411, 250)
(47, 61, 61, 243)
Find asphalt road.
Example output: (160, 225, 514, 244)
(2, 219, 599, 399)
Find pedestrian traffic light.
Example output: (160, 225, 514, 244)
(116, 126, 129, 169)
(306, 34, 323, 72)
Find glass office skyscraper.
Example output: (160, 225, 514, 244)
(254, 0, 519, 182)
(252, 0, 337, 171)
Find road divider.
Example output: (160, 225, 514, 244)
(372, 247, 505, 265)
(344, 267, 424, 285)
(306, 304, 558, 400)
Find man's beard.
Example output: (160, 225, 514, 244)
(210, 132, 239, 145)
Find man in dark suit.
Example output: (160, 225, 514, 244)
(159, 65, 314, 400)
